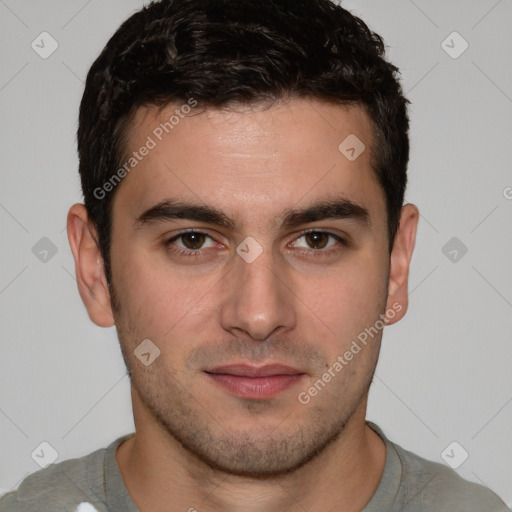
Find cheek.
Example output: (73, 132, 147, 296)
(112, 249, 222, 339)
(297, 254, 387, 343)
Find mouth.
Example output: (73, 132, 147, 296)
(204, 363, 306, 399)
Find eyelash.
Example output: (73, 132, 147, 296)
(164, 229, 348, 259)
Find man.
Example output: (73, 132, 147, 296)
(1, 0, 508, 511)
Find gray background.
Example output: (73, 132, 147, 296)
(0, 0, 511, 505)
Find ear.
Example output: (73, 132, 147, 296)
(384, 203, 419, 325)
(67, 203, 114, 327)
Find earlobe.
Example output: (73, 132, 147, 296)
(67, 203, 115, 327)
(385, 203, 419, 325)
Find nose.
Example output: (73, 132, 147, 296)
(219, 243, 297, 341)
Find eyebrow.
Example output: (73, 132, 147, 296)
(133, 197, 370, 231)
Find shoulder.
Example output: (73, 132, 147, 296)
(392, 440, 510, 512)
(0, 438, 123, 512)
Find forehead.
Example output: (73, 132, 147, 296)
(113, 98, 385, 230)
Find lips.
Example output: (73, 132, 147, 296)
(204, 363, 305, 399)
(206, 363, 303, 377)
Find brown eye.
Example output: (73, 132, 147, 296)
(164, 230, 217, 256)
(181, 232, 207, 250)
(304, 231, 330, 249)
(290, 230, 346, 254)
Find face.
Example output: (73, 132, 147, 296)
(105, 99, 396, 477)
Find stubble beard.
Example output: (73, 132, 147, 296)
(109, 278, 379, 479)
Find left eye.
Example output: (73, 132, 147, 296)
(291, 231, 344, 251)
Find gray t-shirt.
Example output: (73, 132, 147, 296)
(1, 422, 509, 512)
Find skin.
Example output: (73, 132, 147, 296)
(67, 98, 419, 512)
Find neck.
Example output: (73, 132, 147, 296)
(116, 388, 386, 512)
